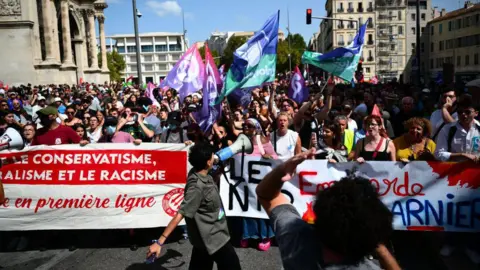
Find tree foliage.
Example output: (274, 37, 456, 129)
(276, 33, 307, 73)
(198, 46, 221, 66)
(221, 36, 248, 69)
(98, 51, 126, 82)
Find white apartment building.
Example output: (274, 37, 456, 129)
(105, 32, 187, 84)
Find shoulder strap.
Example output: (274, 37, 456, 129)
(447, 126, 457, 152)
(383, 139, 390, 152)
(372, 138, 385, 160)
(273, 130, 277, 152)
(180, 129, 184, 143)
(432, 122, 446, 141)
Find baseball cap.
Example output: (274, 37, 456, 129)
(0, 89, 5, 96)
(37, 96, 46, 101)
(54, 97, 62, 103)
(36, 106, 58, 116)
(167, 111, 182, 126)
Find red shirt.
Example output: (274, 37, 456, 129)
(32, 125, 81, 146)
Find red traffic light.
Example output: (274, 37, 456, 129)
(306, 9, 312, 24)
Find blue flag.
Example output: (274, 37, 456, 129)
(214, 11, 280, 104)
(301, 19, 369, 82)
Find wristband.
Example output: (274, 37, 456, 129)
(161, 234, 168, 239)
(152, 239, 163, 246)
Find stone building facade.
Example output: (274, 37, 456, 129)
(0, 0, 109, 85)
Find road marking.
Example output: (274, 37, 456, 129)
(34, 249, 77, 270)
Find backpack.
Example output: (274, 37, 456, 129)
(165, 129, 184, 143)
(446, 123, 480, 152)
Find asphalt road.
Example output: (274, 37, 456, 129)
(0, 228, 476, 270)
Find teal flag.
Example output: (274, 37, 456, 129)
(214, 11, 280, 104)
(302, 19, 369, 82)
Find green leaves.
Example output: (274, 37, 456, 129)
(98, 51, 126, 82)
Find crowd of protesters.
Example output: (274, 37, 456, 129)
(0, 76, 479, 268)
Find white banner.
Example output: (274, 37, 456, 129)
(220, 155, 480, 232)
(0, 143, 191, 231)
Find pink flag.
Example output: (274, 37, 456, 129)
(371, 104, 382, 117)
(145, 82, 160, 107)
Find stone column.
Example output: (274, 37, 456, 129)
(86, 9, 99, 69)
(98, 15, 108, 72)
(60, 0, 75, 67)
(41, 0, 57, 63)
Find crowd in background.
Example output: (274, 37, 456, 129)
(0, 76, 479, 263)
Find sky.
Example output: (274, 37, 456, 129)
(104, 0, 462, 46)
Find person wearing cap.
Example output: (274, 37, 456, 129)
(98, 116, 141, 144)
(31, 106, 88, 146)
(53, 97, 66, 114)
(7, 91, 22, 110)
(31, 95, 47, 125)
(160, 111, 189, 144)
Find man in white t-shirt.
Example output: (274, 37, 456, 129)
(271, 112, 302, 161)
(430, 88, 458, 140)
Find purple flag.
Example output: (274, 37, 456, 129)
(218, 64, 225, 82)
(163, 45, 205, 101)
(196, 44, 222, 132)
(288, 66, 308, 104)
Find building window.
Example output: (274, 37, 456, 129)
(439, 41, 444, 51)
(348, 2, 353, 11)
(337, 34, 344, 46)
(117, 47, 125, 53)
(141, 45, 154, 52)
(411, 27, 416, 35)
(421, 27, 425, 34)
(348, 34, 354, 43)
(421, 42, 424, 52)
(390, 44, 395, 51)
(368, 34, 373, 43)
(157, 55, 167, 61)
(431, 25, 434, 35)
(129, 56, 137, 62)
(157, 64, 167, 70)
(398, 26, 403, 35)
(457, 56, 461, 66)
(430, 42, 434, 52)
(430, 59, 433, 69)
(366, 67, 371, 73)
(465, 55, 470, 66)
(421, 13, 426, 21)
(411, 14, 416, 21)
(155, 45, 167, 52)
(475, 53, 479, 65)
(144, 64, 153, 71)
(439, 24, 443, 34)
(456, 19, 462, 29)
(129, 65, 137, 72)
(398, 11, 402, 20)
(169, 44, 182, 51)
(143, 55, 153, 62)
(448, 21, 453, 31)
(358, 2, 363, 12)
(127, 46, 136, 53)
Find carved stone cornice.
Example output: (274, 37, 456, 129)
(85, 9, 95, 17)
(97, 15, 105, 23)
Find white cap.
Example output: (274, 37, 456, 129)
(0, 89, 5, 95)
(54, 97, 62, 103)
(37, 96, 46, 101)
(192, 93, 201, 99)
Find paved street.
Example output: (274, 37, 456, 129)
(0, 229, 477, 270)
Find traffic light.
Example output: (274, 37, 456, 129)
(306, 9, 312, 25)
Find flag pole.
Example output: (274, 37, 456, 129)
(287, 5, 292, 73)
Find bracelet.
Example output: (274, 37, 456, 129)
(161, 234, 168, 239)
(152, 239, 163, 246)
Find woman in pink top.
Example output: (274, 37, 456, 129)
(239, 118, 276, 251)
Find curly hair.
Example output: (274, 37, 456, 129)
(313, 177, 393, 265)
(403, 117, 433, 138)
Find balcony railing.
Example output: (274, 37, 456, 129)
(347, 23, 355, 28)
(368, 56, 374, 62)
(338, 41, 345, 46)
(358, 8, 364, 12)
(347, 8, 354, 12)
(338, 23, 344, 28)
(367, 40, 374, 45)
(337, 8, 344, 12)
(368, 22, 374, 28)
(367, 7, 374, 12)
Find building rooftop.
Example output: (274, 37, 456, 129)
(107, 32, 184, 38)
(428, 3, 480, 24)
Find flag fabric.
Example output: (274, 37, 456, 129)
(301, 19, 369, 82)
(163, 45, 205, 101)
(218, 64, 225, 82)
(145, 82, 160, 107)
(370, 76, 379, 85)
(215, 11, 280, 104)
(196, 44, 222, 132)
(288, 66, 308, 104)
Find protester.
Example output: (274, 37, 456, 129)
(22, 123, 36, 147)
(312, 119, 348, 162)
(270, 112, 301, 161)
(256, 150, 401, 270)
(393, 117, 436, 162)
(355, 115, 396, 162)
(147, 143, 241, 270)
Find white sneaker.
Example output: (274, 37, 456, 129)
(465, 248, 480, 264)
(440, 245, 455, 257)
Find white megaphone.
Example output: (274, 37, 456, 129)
(0, 128, 25, 151)
(214, 134, 253, 164)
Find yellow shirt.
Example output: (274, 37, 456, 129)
(393, 135, 436, 160)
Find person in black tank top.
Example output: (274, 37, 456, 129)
(354, 115, 396, 162)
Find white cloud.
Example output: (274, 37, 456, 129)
(146, 0, 182, 17)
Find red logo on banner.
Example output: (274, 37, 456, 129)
(162, 188, 184, 217)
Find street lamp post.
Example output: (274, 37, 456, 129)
(132, 0, 142, 87)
